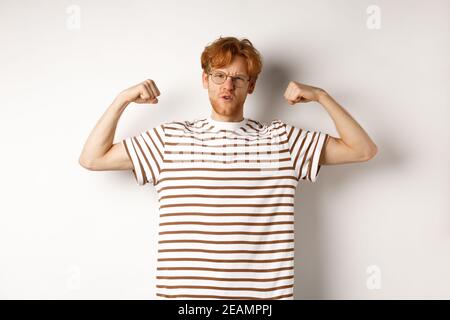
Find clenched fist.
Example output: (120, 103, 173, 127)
(284, 81, 325, 105)
(118, 79, 161, 104)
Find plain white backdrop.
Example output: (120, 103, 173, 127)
(0, 0, 449, 299)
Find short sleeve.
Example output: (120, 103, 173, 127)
(122, 124, 165, 186)
(284, 123, 329, 183)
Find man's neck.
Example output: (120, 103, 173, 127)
(210, 111, 244, 122)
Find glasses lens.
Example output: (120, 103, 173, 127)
(212, 72, 226, 84)
(234, 77, 246, 87)
(211, 71, 248, 87)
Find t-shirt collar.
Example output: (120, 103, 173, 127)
(206, 115, 248, 131)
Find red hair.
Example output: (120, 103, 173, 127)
(201, 36, 263, 83)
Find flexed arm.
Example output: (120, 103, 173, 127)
(284, 81, 378, 165)
(79, 79, 160, 170)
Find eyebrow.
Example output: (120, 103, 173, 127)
(215, 69, 249, 77)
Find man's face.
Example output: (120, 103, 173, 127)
(202, 55, 256, 118)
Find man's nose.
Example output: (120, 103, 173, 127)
(222, 76, 235, 89)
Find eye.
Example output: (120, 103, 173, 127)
(214, 73, 225, 79)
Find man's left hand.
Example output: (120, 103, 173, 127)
(283, 81, 325, 105)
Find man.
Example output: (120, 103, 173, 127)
(79, 36, 377, 299)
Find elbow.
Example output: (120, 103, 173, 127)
(362, 145, 378, 161)
(79, 156, 94, 170)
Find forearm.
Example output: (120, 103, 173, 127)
(79, 96, 130, 165)
(317, 90, 377, 156)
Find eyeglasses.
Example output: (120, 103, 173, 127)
(208, 70, 250, 88)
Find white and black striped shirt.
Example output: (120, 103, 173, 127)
(122, 116, 328, 299)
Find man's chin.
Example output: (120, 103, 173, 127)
(210, 101, 242, 116)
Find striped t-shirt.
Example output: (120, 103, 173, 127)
(122, 116, 329, 300)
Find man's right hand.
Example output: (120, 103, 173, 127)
(118, 79, 161, 104)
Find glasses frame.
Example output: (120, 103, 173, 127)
(208, 70, 251, 88)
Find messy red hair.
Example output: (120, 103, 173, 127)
(201, 36, 263, 83)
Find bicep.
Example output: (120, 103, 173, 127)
(88, 142, 133, 171)
(319, 136, 368, 165)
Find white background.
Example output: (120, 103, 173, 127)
(1, 0, 449, 299)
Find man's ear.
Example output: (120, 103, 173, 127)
(202, 71, 209, 89)
(247, 79, 256, 94)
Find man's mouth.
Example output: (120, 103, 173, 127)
(220, 95, 233, 101)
